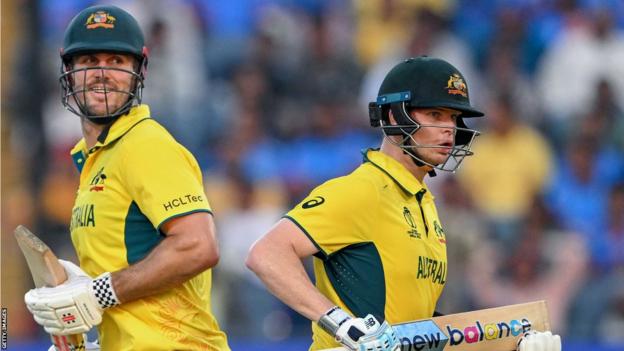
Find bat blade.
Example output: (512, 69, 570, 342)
(14, 225, 86, 351)
(323, 301, 551, 351)
(14, 225, 67, 288)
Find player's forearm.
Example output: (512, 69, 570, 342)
(246, 241, 334, 321)
(112, 213, 219, 303)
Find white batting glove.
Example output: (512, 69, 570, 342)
(25, 260, 120, 336)
(318, 307, 400, 351)
(354, 320, 401, 351)
(516, 330, 561, 351)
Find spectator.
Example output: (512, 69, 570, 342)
(436, 177, 487, 313)
(467, 196, 587, 334)
(457, 92, 553, 246)
(567, 182, 624, 338)
(211, 170, 289, 341)
(360, 7, 482, 109)
(536, 6, 624, 130)
(545, 135, 623, 267)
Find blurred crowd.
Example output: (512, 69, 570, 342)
(2, 0, 624, 347)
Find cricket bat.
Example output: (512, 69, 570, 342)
(323, 300, 551, 351)
(15, 225, 86, 351)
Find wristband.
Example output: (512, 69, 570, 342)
(318, 306, 351, 336)
(91, 272, 120, 309)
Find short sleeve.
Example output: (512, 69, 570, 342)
(285, 175, 378, 258)
(122, 131, 210, 229)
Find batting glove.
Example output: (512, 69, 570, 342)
(25, 260, 120, 336)
(516, 330, 561, 351)
(318, 306, 400, 351)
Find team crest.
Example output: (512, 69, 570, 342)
(89, 167, 107, 192)
(445, 74, 468, 97)
(434, 220, 446, 244)
(85, 11, 116, 29)
(403, 207, 421, 239)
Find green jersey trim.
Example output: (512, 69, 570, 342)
(155, 209, 213, 233)
(72, 150, 87, 173)
(324, 242, 386, 322)
(124, 201, 164, 264)
(283, 216, 387, 321)
(282, 215, 326, 258)
(362, 151, 414, 196)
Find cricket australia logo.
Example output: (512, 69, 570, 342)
(89, 167, 107, 192)
(403, 207, 420, 239)
(434, 220, 446, 244)
(445, 73, 468, 97)
(85, 11, 116, 29)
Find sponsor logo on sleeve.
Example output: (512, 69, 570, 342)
(302, 196, 325, 209)
(162, 194, 205, 211)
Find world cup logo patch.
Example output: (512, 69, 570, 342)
(403, 207, 421, 239)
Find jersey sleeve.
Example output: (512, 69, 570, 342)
(285, 175, 378, 258)
(122, 130, 211, 230)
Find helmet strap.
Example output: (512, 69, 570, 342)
(87, 115, 119, 125)
(60, 60, 143, 121)
(390, 103, 439, 177)
(401, 143, 438, 178)
(379, 102, 477, 175)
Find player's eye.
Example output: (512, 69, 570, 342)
(76, 56, 97, 65)
(429, 111, 442, 118)
(110, 56, 123, 65)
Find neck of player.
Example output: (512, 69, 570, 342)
(81, 117, 109, 149)
(380, 138, 430, 182)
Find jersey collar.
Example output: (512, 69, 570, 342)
(70, 104, 151, 172)
(362, 148, 432, 197)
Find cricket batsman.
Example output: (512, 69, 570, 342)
(23, 5, 229, 350)
(246, 56, 561, 351)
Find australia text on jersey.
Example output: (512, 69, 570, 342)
(416, 256, 446, 285)
(71, 203, 95, 230)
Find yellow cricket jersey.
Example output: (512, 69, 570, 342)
(286, 149, 448, 350)
(69, 105, 229, 351)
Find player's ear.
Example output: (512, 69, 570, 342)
(388, 109, 397, 125)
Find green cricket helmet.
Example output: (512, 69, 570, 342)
(369, 56, 484, 173)
(59, 5, 148, 124)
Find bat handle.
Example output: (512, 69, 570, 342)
(51, 333, 86, 351)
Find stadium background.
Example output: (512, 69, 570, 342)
(1, 0, 623, 350)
